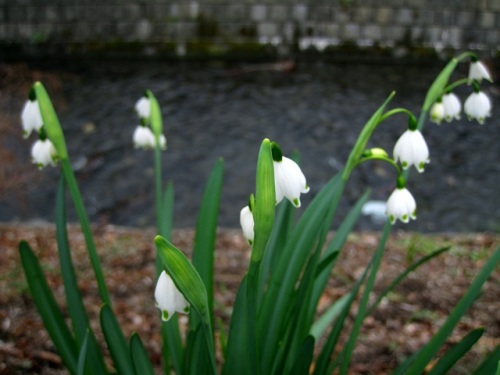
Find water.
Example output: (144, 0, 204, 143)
(2, 60, 500, 232)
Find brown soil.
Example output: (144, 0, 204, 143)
(0, 224, 499, 374)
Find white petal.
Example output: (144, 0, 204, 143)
(21, 100, 44, 138)
(386, 187, 417, 224)
(442, 93, 462, 122)
(273, 156, 309, 207)
(239, 206, 254, 246)
(464, 92, 492, 124)
(154, 271, 189, 321)
(430, 102, 445, 124)
(468, 61, 492, 83)
(31, 139, 57, 168)
(393, 130, 429, 173)
(133, 126, 156, 149)
(135, 97, 151, 119)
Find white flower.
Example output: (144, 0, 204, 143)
(274, 156, 310, 207)
(468, 61, 492, 83)
(21, 99, 43, 138)
(386, 187, 417, 224)
(240, 206, 254, 246)
(133, 126, 156, 149)
(135, 96, 151, 119)
(430, 101, 445, 124)
(154, 271, 190, 322)
(464, 91, 491, 124)
(442, 92, 462, 122)
(31, 139, 58, 168)
(158, 134, 167, 150)
(393, 129, 430, 173)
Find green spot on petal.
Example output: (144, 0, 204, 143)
(161, 310, 169, 321)
(402, 214, 408, 221)
(248, 239, 253, 246)
(390, 215, 395, 224)
(293, 198, 299, 207)
(183, 306, 190, 314)
(402, 161, 408, 168)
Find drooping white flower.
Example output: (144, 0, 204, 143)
(239, 206, 254, 246)
(21, 99, 44, 138)
(154, 271, 190, 322)
(31, 139, 58, 168)
(158, 134, 167, 150)
(386, 187, 416, 224)
(133, 125, 156, 149)
(468, 60, 492, 83)
(274, 156, 310, 207)
(135, 96, 151, 119)
(442, 92, 462, 122)
(464, 91, 491, 124)
(430, 101, 445, 124)
(393, 129, 430, 173)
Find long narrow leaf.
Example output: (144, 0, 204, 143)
(405, 244, 500, 375)
(130, 333, 155, 375)
(19, 241, 78, 374)
(192, 158, 224, 326)
(339, 220, 391, 375)
(221, 277, 249, 375)
(289, 335, 315, 375)
(472, 345, 500, 375)
(77, 331, 90, 375)
(100, 305, 135, 375)
(427, 328, 484, 375)
(366, 246, 451, 316)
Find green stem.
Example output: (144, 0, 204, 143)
(378, 108, 414, 123)
(246, 261, 261, 375)
(355, 155, 401, 175)
(444, 78, 470, 93)
(60, 159, 111, 306)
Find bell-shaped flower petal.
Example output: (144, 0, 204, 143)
(21, 99, 44, 138)
(468, 61, 492, 83)
(158, 134, 167, 150)
(31, 139, 58, 169)
(135, 96, 151, 119)
(133, 125, 156, 149)
(386, 187, 417, 224)
(430, 101, 445, 124)
(274, 156, 310, 207)
(442, 92, 462, 122)
(239, 206, 254, 246)
(393, 129, 430, 173)
(464, 91, 491, 124)
(154, 271, 190, 322)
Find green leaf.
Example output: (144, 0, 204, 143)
(192, 158, 224, 326)
(289, 335, 315, 375)
(100, 305, 135, 375)
(154, 236, 217, 374)
(130, 333, 155, 375)
(147, 90, 163, 137)
(32, 82, 68, 158)
(160, 181, 175, 240)
(366, 246, 450, 315)
(221, 276, 249, 375)
(19, 241, 78, 374)
(427, 328, 484, 375)
(310, 293, 350, 340)
(77, 331, 90, 375)
(422, 58, 459, 112)
(472, 345, 500, 375)
(405, 244, 500, 375)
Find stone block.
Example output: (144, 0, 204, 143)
(332, 8, 349, 24)
(376, 7, 392, 25)
(383, 25, 405, 42)
(343, 23, 360, 41)
(226, 4, 247, 21)
(486, 29, 500, 44)
(309, 6, 332, 22)
(354, 7, 373, 23)
(323, 23, 341, 38)
(446, 27, 463, 47)
(269, 5, 287, 21)
(363, 24, 382, 41)
(396, 8, 413, 25)
(135, 18, 153, 41)
(293, 4, 308, 21)
(257, 22, 278, 37)
(251, 4, 267, 22)
(45, 6, 58, 22)
(8, 6, 26, 22)
(456, 11, 475, 27)
(480, 12, 495, 28)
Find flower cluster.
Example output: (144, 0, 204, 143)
(21, 93, 58, 169)
(239, 142, 310, 246)
(431, 60, 492, 125)
(133, 95, 167, 150)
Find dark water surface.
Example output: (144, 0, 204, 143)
(2, 60, 500, 232)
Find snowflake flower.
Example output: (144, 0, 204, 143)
(135, 96, 151, 119)
(386, 187, 417, 224)
(442, 92, 462, 122)
(393, 129, 430, 173)
(464, 91, 491, 124)
(31, 139, 58, 169)
(154, 271, 190, 322)
(21, 99, 44, 138)
(239, 206, 255, 246)
(468, 60, 492, 83)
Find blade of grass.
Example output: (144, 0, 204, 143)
(130, 333, 155, 375)
(19, 241, 78, 374)
(472, 345, 500, 375)
(338, 220, 391, 375)
(289, 335, 315, 375)
(77, 331, 90, 375)
(405, 244, 500, 375)
(427, 328, 484, 375)
(100, 305, 135, 375)
(366, 246, 451, 316)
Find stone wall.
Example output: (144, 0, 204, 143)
(1, 0, 500, 59)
